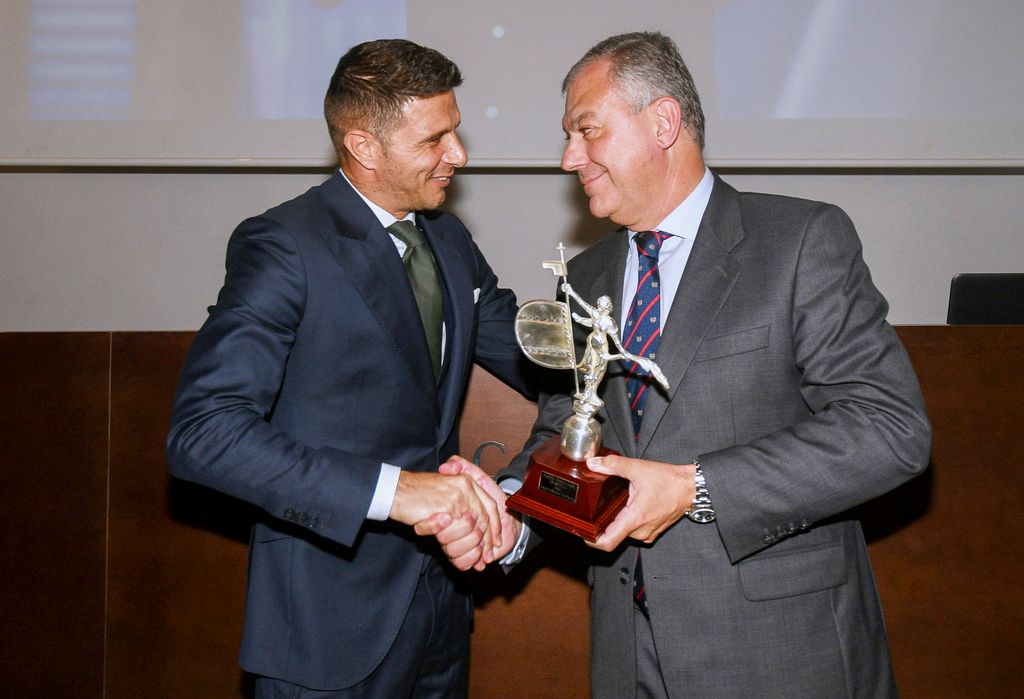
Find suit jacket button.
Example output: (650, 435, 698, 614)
(309, 515, 319, 528)
(296, 512, 308, 525)
(283, 509, 295, 520)
(619, 567, 631, 585)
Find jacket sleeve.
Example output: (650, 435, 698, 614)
(706, 204, 932, 562)
(165, 217, 378, 548)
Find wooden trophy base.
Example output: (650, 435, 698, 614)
(505, 436, 628, 541)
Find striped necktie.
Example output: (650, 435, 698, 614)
(388, 220, 443, 378)
(624, 229, 668, 617)
(624, 230, 668, 439)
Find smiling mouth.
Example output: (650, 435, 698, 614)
(580, 172, 604, 192)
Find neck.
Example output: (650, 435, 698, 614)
(632, 168, 705, 231)
(339, 161, 409, 219)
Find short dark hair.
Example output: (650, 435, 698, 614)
(563, 32, 705, 150)
(324, 39, 462, 151)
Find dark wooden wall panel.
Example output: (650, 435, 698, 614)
(106, 332, 252, 699)
(460, 369, 591, 699)
(2, 327, 1023, 698)
(875, 326, 1024, 696)
(0, 333, 109, 698)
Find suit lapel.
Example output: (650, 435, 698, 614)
(314, 173, 440, 411)
(636, 177, 745, 454)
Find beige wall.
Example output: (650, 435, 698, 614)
(2, 168, 1023, 330)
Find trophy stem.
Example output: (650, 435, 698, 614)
(561, 412, 601, 462)
(555, 244, 582, 404)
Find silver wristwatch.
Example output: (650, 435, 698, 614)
(685, 461, 716, 523)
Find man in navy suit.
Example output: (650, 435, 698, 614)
(166, 39, 533, 697)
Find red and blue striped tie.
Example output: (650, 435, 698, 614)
(624, 230, 668, 440)
(624, 230, 668, 616)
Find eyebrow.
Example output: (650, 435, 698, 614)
(418, 129, 448, 145)
(565, 110, 596, 131)
(419, 120, 461, 146)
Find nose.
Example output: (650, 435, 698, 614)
(560, 135, 586, 173)
(442, 132, 468, 168)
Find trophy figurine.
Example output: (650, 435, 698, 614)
(506, 244, 670, 540)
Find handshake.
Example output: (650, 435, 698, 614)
(388, 455, 520, 572)
(388, 452, 695, 567)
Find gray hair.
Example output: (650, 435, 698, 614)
(563, 32, 705, 149)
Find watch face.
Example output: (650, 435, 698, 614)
(689, 509, 716, 523)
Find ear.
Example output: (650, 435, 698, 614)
(652, 97, 682, 150)
(342, 130, 382, 170)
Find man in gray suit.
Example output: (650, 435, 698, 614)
(437, 31, 932, 698)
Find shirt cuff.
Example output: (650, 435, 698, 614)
(498, 477, 531, 565)
(366, 463, 401, 521)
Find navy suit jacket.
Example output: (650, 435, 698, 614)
(167, 171, 532, 689)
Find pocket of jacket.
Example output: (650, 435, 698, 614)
(257, 532, 294, 544)
(694, 324, 770, 362)
(738, 540, 847, 601)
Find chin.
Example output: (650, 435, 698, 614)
(588, 200, 612, 221)
(408, 197, 442, 213)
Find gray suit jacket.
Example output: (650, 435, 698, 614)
(505, 175, 931, 698)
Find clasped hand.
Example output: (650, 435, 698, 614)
(390, 457, 520, 572)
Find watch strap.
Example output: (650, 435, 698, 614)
(685, 460, 716, 523)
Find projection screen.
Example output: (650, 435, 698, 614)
(2, 0, 1022, 167)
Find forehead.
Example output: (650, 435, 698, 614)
(562, 59, 628, 128)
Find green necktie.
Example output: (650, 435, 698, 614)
(388, 220, 443, 378)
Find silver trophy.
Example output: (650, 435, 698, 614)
(506, 244, 670, 540)
(515, 243, 669, 461)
